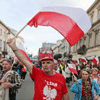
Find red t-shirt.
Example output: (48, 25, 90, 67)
(30, 65, 68, 100)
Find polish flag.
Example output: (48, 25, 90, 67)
(80, 57, 87, 63)
(68, 64, 78, 75)
(92, 56, 99, 66)
(27, 7, 91, 46)
(18, 42, 31, 65)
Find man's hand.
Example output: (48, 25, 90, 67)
(1, 82, 14, 89)
(94, 95, 99, 100)
(74, 75, 77, 82)
(62, 93, 70, 100)
(7, 38, 17, 50)
(7, 38, 33, 74)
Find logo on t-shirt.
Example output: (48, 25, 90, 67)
(43, 80, 57, 100)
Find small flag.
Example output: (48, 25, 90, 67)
(80, 57, 87, 63)
(68, 64, 78, 75)
(92, 56, 99, 66)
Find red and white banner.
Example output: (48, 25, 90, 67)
(92, 56, 99, 66)
(80, 57, 87, 63)
(68, 64, 78, 75)
(18, 42, 31, 65)
(27, 7, 91, 46)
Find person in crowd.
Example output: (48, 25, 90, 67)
(21, 66, 27, 81)
(65, 66, 71, 87)
(12, 60, 19, 72)
(54, 60, 66, 79)
(34, 61, 42, 69)
(91, 67, 99, 83)
(7, 38, 70, 100)
(91, 67, 100, 100)
(0, 58, 22, 100)
(17, 63, 23, 78)
(86, 63, 91, 70)
(70, 68, 100, 100)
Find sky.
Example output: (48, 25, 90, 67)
(0, 0, 95, 56)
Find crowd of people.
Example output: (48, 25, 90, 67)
(53, 58, 100, 100)
(0, 38, 100, 100)
(8, 38, 100, 99)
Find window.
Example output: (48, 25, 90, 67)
(0, 29, 2, 36)
(79, 39, 83, 47)
(0, 40, 2, 51)
(98, 9, 100, 19)
(88, 35, 92, 47)
(95, 33, 99, 45)
(4, 41, 7, 51)
(76, 44, 77, 52)
(90, 15, 93, 23)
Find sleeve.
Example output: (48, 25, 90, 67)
(70, 82, 79, 93)
(62, 77, 68, 94)
(94, 80, 100, 96)
(13, 72, 22, 89)
(30, 65, 41, 80)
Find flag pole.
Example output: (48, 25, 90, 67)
(72, 73, 77, 82)
(72, 73, 75, 77)
(15, 24, 27, 38)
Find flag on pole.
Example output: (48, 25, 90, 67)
(27, 7, 91, 46)
(92, 56, 99, 66)
(18, 42, 31, 65)
(80, 57, 87, 63)
(68, 64, 78, 75)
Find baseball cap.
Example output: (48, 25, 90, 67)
(40, 56, 54, 61)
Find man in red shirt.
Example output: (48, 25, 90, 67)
(7, 38, 70, 100)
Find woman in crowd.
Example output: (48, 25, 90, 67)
(70, 68, 100, 100)
(91, 67, 100, 85)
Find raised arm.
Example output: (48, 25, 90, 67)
(7, 38, 33, 74)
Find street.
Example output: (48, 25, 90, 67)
(17, 72, 75, 100)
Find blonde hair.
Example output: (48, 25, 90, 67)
(91, 68, 99, 72)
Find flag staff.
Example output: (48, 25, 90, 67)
(15, 24, 27, 38)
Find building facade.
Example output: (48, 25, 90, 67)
(0, 20, 24, 59)
(72, 0, 100, 60)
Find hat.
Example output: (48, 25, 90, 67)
(40, 56, 54, 61)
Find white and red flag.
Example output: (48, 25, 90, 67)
(18, 42, 31, 65)
(80, 57, 87, 63)
(27, 7, 91, 46)
(68, 64, 78, 75)
(92, 56, 99, 66)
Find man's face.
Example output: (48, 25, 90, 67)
(2, 61, 12, 72)
(42, 60, 54, 74)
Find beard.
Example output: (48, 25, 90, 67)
(43, 67, 51, 72)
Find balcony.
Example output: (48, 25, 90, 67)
(77, 45, 87, 55)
